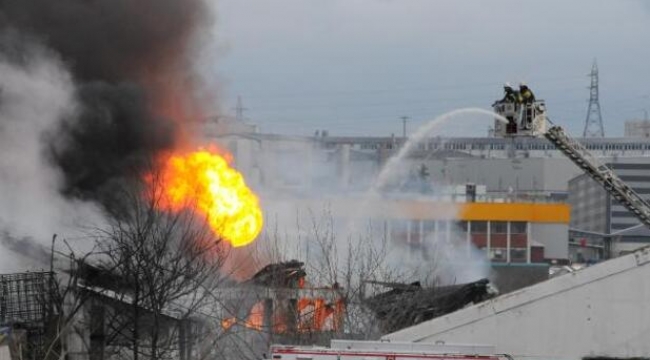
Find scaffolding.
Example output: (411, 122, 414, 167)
(0, 272, 54, 324)
(0, 271, 57, 359)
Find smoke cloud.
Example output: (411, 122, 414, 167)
(0, 31, 104, 270)
(0, 0, 214, 209)
(0, 0, 217, 270)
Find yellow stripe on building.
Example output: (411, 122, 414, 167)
(293, 198, 571, 224)
(380, 200, 570, 224)
(458, 202, 570, 223)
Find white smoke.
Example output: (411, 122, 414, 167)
(235, 138, 491, 287)
(0, 39, 103, 272)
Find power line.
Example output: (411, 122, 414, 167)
(228, 75, 589, 102)
(245, 85, 589, 113)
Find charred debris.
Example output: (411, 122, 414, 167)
(0, 259, 496, 358)
(364, 278, 496, 334)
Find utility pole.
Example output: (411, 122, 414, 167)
(582, 60, 605, 137)
(400, 116, 409, 139)
(235, 95, 248, 123)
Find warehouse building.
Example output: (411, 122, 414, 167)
(568, 157, 650, 259)
(290, 192, 570, 264)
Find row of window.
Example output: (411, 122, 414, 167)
(487, 247, 528, 262)
(388, 220, 527, 235)
(348, 142, 650, 152)
(404, 242, 532, 263)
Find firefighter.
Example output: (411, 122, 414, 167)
(519, 82, 535, 103)
(519, 82, 536, 130)
(495, 82, 520, 134)
(500, 82, 519, 103)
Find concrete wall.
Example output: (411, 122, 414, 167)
(383, 247, 650, 359)
(490, 263, 549, 294)
(422, 158, 581, 193)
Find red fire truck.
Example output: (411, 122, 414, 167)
(270, 340, 506, 360)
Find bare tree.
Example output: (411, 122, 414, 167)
(258, 205, 459, 342)
(88, 178, 229, 360)
(247, 206, 410, 344)
(304, 208, 398, 339)
(43, 240, 103, 360)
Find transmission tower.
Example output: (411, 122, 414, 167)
(582, 60, 605, 137)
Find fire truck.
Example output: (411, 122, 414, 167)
(270, 340, 504, 360)
(492, 91, 650, 229)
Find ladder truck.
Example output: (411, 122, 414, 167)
(492, 95, 650, 230)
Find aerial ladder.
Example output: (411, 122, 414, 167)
(492, 93, 650, 230)
(544, 125, 650, 228)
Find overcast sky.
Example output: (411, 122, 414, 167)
(212, 0, 650, 137)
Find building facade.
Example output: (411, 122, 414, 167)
(625, 118, 650, 138)
(213, 130, 650, 196)
(290, 196, 570, 264)
(568, 158, 650, 260)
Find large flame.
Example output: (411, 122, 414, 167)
(155, 148, 263, 247)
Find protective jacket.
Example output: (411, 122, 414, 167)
(502, 89, 518, 103)
(520, 88, 535, 103)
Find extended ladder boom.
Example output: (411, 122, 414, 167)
(545, 125, 650, 228)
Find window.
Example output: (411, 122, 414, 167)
(510, 221, 527, 234)
(456, 221, 468, 232)
(471, 221, 488, 234)
(437, 221, 449, 233)
(490, 221, 508, 234)
(490, 248, 506, 261)
(422, 220, 436, 234)
(390, 220, 409, 243)
(510, 248, 528, 262)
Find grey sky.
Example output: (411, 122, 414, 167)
(213, 0, 650, 137)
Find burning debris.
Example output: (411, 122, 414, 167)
(249, 260, 307, 288)
(223, 262, 495, 343)
(364, 278, 496, 333)
(220, 260, 345, 340)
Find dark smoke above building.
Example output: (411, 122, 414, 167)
(0, 0, 213, 211)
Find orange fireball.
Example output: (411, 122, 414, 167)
(156, 148, 263, 247)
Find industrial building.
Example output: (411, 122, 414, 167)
(208, 115, 650, 269)
(568, 157, 650, 260)
(215, 128, 650, 194)
(300, 195, 570, 264)
(624, 117, 650, 138)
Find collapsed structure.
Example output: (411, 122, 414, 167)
(364, 279, 494, 333)
(0, 256, 500, 359)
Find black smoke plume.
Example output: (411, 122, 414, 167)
(0, 0, 212, 211)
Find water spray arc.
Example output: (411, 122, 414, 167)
(371, 108, 509, 193)
(337, 108, 510, 284)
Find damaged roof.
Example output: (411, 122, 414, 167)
(364, 278, 494, 333)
